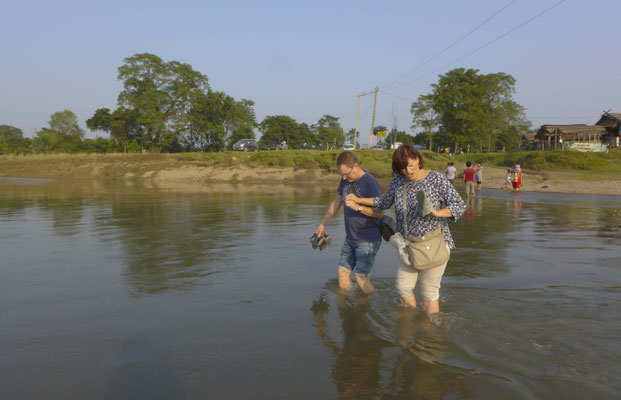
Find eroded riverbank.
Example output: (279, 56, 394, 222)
(1, 153, 620, 196)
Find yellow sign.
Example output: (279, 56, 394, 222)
(377, 131, 386, 138)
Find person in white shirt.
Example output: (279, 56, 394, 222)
(445, 162, 457, 185)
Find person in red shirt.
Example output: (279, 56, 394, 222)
(463, 161, 476, 198)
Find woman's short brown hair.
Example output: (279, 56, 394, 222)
(392, 144, 424, 175)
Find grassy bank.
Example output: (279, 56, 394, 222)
(1, 149, 619, 185)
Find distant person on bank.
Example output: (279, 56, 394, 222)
(346, 145, 466, 314)
(511, 162, 523, 191)
(475, 162, 483, 192)
(445, 162, 457, 185)
(463, 161, 476, 198)
(316, 151, 383, 294)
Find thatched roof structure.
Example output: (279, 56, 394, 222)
(595, 112, 621, 127)
(538, 124, 604, 137)
(536, 124, 606, 146)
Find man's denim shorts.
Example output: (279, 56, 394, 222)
(338, 239, 381, 277)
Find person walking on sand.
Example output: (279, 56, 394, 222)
(346, 145, 466, 314)
(475, 162, 483, 192)
(463, 161, 476, 198)
(511, 162, 523, 191)
(445, 162, 457, 185)
(315, 151, 384, 295)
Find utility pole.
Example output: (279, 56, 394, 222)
(370, 87, 378, 149)
(354, 96, 361, 150)
(354, 87, 378, 150)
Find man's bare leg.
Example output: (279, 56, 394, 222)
(354, 274, 374, 295)
(337, 267, 353, 291)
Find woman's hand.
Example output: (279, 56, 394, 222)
(431, 208, 453, 218)
(345, 196, 359, 211)
(345, 193, 359, 203)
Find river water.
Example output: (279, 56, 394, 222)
(1, 178, 620, 399)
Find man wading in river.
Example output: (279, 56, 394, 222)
(315, 151, 383, 294)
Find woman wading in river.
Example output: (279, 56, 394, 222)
(346, 145, 466, 314)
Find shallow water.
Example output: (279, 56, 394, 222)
(1, 178, 620, 399)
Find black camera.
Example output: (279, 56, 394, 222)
(310, 233, 331, 251)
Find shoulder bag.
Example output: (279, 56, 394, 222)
(403, 182, 450, 270)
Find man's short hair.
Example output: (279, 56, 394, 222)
(336, 151, 358, 167)
(466, 161, 472, 167)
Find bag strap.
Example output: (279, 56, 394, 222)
(402, 181, 408, 243)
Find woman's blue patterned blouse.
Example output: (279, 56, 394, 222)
(373, 170, 466, 249)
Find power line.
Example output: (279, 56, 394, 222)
(384, 0, 567, 92)
(379, 90, 411, 103)
(382, 0, 518, 91)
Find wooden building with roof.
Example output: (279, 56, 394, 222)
(595, 112, 621, 148)
(536, 124, 607, 151)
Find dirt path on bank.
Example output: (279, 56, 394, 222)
(470, 166, 621, 196)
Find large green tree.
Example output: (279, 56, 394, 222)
(184, 90, 256, 152)
(410, 94, 439, 151)
(224, 98, 257, 148)
(258, 115, 317, 149)
(0, 125, 24, 137)
(33, 110, 85, 153)
(313, 115, 345, 150)
(0, 125, 31, 154)
(412, 68, 529, 153)
(259, 115, 299, 148)
(86, 107, 140, 152)
(117, 53, 209, 151)
(49, 110, 84, 139)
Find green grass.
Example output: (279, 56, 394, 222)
(456, 149, 620, 171)
(4, 148, 619, 176)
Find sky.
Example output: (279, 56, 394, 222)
(1, 0, 620, 144)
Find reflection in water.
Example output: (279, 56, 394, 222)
(311, 284, 462, 399)
(1, 178, 620, 398)
(312, 291, 386, 398)
(109, 196, 255, 294)
(449, 196, 512, 280)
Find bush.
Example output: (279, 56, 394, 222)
(126, 139, 142, 153)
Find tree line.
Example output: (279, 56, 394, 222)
(410, 68, 531, 153)
(1, 56, 530, 155)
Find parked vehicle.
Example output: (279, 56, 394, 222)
(262, 140, 277, 150)
(342, 143, 355, 151)
(233, 139, 259, 152)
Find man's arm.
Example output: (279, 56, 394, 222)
(344, 195, 383, 218)
(316, 195, 343, 237)
(344, 178, 384, 218)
